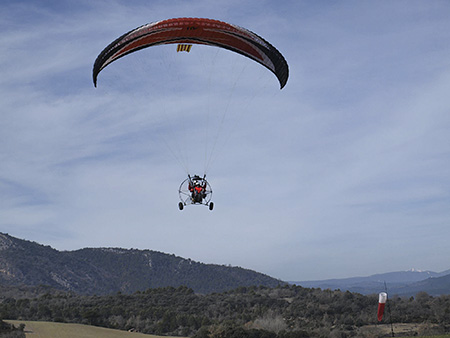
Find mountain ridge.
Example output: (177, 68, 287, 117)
(0, 233, 283, 294)
(2, 232, 449, 297)
(292, 269, 450, 296)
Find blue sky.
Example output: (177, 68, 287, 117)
(1, 0, 450, 281)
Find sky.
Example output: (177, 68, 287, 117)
(1, 0, 450, 282)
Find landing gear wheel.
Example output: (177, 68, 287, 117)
(209, 202, 214, 211)
(178, 202, 184, 211)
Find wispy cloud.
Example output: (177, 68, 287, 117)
(1, 0, 450, 280)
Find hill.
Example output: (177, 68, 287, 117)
(293, 269, 450, 296)
(0, 233, 283, 294)
(391, 273, 450, 296)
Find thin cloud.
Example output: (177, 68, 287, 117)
(1, 0, 450, 281)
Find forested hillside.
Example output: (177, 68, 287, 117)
(0, 233, 282, 294)
(1, 285, 449, 337)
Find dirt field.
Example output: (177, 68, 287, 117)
(5, 320, 185, 338)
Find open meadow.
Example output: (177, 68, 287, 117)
(6, 320, 186, 338)
(6, 320, 450, 338)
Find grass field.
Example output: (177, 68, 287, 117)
(359, 323, 450, 338)
(5, 320, 186, 338)
(6, 320, 450, 338)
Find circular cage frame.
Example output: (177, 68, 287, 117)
(178, 176, 213, 207)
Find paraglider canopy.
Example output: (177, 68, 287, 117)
(92, 18, 289, 209)
(93, 17, 289, 89)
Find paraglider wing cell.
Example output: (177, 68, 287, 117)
(93, 17, 288, 89)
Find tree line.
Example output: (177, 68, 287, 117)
(1, 284, 450, 337)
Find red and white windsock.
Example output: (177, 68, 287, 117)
(377, 292, 388, 321)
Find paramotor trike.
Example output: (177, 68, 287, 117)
(178, 175, 213, 211)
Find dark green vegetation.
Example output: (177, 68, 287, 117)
(1, 285, 450, 337)
(0, 233, 282, 294)
(0, 320, 24, 337)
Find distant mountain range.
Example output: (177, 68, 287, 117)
(0, 233, 283, 295)
(292, 269, 450, 296)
